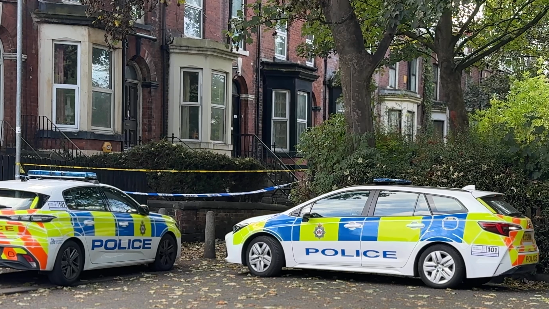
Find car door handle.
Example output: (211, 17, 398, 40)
(83, 220, 95, 226)
(343, 222, 364, 230)
(118, 222, 129, 227)
(406, 222, 425, 229)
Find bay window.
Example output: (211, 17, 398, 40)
(53, 42, 80, 129)
(275, 22, 287, 60)
(388, 109, 402, 133)
(272, 90, 289, 150)
(210, 72, 226, 142)
(405, 111, 415, 141)
(91, 46, 113, 130)
(184, 0, 203, 38)
(389, 63, 397, 88)
(181, 69, 201, 140)
(296, 92, 308, 144)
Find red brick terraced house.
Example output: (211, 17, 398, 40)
(0, 0, 490, 163)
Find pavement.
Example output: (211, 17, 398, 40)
(0, 242, 548, 309)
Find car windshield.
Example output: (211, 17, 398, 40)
(0, 189, 45, 210)
(479, 195, 523, 217)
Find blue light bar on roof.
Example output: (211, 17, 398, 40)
(27, 170, 97, 180)
(373, 178, 412, 185)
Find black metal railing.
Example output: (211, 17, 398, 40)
(0, 120, 43, 158)
(232, 134, 298, 195)
(22, 115, 84, 159)
(122, 135, 143, 150)
(167, 133, 191, 148)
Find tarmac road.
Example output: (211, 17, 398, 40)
(0, 242, 548, 309)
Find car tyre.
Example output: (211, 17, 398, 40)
(463, 277, 492, 287)
(150, 234, 178, 271)
(245, 236, 284, 277)
(418, 244, 465, 289)
(48, 240, 84, 286)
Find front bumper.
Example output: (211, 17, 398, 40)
(225, 232, 243, 264)
(0, 246, 40, 270)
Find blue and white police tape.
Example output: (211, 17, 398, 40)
(124, 182, 294, 197)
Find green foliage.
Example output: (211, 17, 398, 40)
(464, 72, 511, 111)
(472, 71, 549, 141)
(293, 115, 549, 273)
(69, 141, 268, 200)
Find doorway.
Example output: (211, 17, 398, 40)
(124, 65, 141, 149)
(232, 81, 241, 156)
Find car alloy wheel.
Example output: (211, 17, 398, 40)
(422, 250, 456, 285)
(158, 237, 176, 267)
(60, 246, 81, 281)
(248, 241, 272, 273)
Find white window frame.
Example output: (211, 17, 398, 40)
(305, 35, 314, 67)
(180, 68, 202, 141)
(210, 71, 227, 143)
(271, 89, 290, 151)
(53, 41, 80, 131)
(275, 21, 287, 60)
(388, 62, 399, 89)
(387, 109, 402, 134)
(231, 0, 245, 51)
(405, 111, 415, 141)
(91, 45, 114, 132)
(184, 0, 203, 39)
(297, 91, 308, 143)
(407, 58, 419, 92)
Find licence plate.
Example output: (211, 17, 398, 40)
(523, 232, 533, 243)
(523, 253, 539, 264)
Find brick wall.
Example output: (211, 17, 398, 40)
(148, 200, 290, 242)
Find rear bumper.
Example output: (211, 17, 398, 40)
(497, 264, 537, 276)
(0, 246, 41, 270)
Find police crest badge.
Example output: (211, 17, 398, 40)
(140, 221, 147, 235)
(314, 223, 325, 239)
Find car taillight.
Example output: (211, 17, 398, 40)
(478, 221, 522, 237)
(2, 215, 56, 222)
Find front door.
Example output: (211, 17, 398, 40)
(361, 191, 433, 269)
(124, 82, 139, 148)
(232, 82, 241, 156)
(292, 190, 371, 267)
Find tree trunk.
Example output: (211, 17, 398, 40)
(435, 8, 469, 134)
(321, 0, 376, 146)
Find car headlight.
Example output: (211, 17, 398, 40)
(233, 222, 249, 233)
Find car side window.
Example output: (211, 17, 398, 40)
(414, 194, 432, 216)
(308, 191, 370, 218)
(373, 191, 419, 217)
(63, 187, 109, 212)
(428, 195, 467, 214)
(102, 187, 140, 213)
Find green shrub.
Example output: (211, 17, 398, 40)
(69, 140, 269, 201)
(293, 115, 549, 273)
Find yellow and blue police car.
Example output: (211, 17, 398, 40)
(0, 170, 181, 286)
(225, 179, 538, 289)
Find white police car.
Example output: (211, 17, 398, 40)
(225, 179, 538, 288)
(0, 170, 182, 286)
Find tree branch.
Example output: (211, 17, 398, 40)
(457, 7, 549, 70)
(451, 0, 486, 46)
(372, 22, 398, 64)
(399, 29, 436, 52)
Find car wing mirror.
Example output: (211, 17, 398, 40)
(139, 204, 150, 215)
(302, 213, 312, 222)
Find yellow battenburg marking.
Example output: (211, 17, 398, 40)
(14, 248, 27, 254)
(299, 218, 340, 242)
(92, 212, 116, 236)
(233, 221, 266, 245)
(463, 213, 505, 246)
(131, 215, 153, 237)
(30, 197, 39, 210)
(377, 217, 420, 242)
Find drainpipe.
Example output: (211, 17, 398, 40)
(121, 39, 127, 150)
(323, 56, 328, 121)
(161, 1, 168, 138)
(255, 2, 262, 136)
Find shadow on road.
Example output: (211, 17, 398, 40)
(234, 267, 524, 292)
